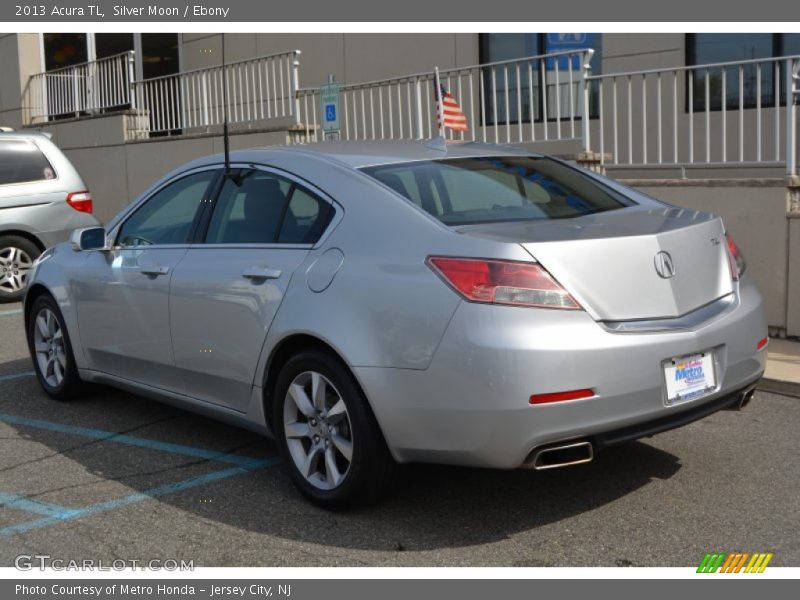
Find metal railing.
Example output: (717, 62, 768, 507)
(24, 51, 135, 123)
(133, 50, 301, 134)
(296, 49, 595, 148)
(588, 55, 800, 175)
(21, 47, 799, 175)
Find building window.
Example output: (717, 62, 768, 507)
(95, 34, 134, 60)
(686, 33, 800, 111)
(43, 33, 88, 71)
(687, 34, 777, 111)
(140, 34, 180, 80)
(479, 33, 601, 126)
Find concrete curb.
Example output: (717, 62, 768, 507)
(757, 378, 800, 399)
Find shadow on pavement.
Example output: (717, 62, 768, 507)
(0, 356, 681, 552)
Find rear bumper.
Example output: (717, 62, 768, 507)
(590, 380, 757, 451)
(356, 276, 767, 468)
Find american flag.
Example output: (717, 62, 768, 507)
(435, 83, 468, 132)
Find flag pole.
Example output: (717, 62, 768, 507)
(434, 66, 446, 143)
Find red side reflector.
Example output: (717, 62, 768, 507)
(66, 190, 93, 214)
(530, 388, 594, 405)
(757, 337, 769, 351)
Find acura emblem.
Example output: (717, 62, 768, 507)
(654, 251, 676, 279)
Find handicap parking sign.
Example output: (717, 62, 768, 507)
(325, 104, 337, 122)
(320, 81, 340, 138)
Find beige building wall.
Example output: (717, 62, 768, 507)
(180, 33, 479, 89)
(0, 33, 42, 129)
(1, 33, 798, 334)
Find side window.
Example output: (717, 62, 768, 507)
(205, 171, 292, 244)
(0, 139, 57, 185)
(278, 187, 333, 244)
(117, 170, 215, 247)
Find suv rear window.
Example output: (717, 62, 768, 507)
(362, 156, 632, 225)
(0, 139, 57, 185)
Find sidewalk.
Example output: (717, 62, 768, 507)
(759, 338, 800, 398)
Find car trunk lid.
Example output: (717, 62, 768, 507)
(452, 206, 734, 321)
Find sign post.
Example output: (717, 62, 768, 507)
(320, 75, 340, 140)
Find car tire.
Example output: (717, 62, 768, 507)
(0, 235, 40, 303)
(272, 349, 396, 509)
(26, 294, 85, 401)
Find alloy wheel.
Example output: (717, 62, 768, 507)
(283, 370, 354, 490)
(0, 246, 33, 293)
(32, 307, 67, 388)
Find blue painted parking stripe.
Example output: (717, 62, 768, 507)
(0, 492, 76, 518)
(0, 371, 35, 382)
(0, 308, 22, 317)
(0, 412, 267, 469)
(0, 457, 280, 539)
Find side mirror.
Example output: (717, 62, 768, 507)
(70, 227, 108, 251)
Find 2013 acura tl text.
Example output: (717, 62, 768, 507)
(23, 141, 767, 508)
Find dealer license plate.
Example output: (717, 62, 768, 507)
(663, 351, 716, 406)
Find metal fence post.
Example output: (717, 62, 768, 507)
(128, 51, 136, 109)
(580, 49, 595, 154)
(787, 57, 798, 177)
(415, 77, 424, 139)
(72, 69, 80, 117)
(201, 72, 210, 128)
(292, 51, 302, 124)
(40, 74, 48, 124)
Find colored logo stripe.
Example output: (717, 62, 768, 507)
(697, 552, 773, 573)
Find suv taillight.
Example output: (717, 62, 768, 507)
(66, 191, 93, 214)
(427, 257, 581, 310)
(725, 233, 746, 281)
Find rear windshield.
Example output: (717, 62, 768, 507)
(361, 156, 632, 225)
(0, 139, 56, 185)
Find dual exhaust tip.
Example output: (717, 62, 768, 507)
(726, 385, 756, 411)
(527, 386, 756, 470)
(525, 440, 594, 471)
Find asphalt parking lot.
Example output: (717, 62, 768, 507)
(0, 301, 798, 567)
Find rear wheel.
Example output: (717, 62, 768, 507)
(26, 294, 84, 400)
(0, 235, 40, 303)
(272, 350, 395, 509)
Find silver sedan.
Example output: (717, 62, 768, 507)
(23, 141, 767, 508)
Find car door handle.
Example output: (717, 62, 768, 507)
(140, 265, 170, 277)
(242, 266, 282, 280)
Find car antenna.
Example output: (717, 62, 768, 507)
(221, 34, 240, 185)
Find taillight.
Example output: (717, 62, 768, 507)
(725, 232, 746, 281)
(66, 191, 93, 214)
(427, 257, 581, 310)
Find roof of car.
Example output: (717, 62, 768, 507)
(199, 139, 538, 170)
(0, 130, 53, 140)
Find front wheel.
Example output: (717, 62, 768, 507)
(26, 294, 85, 401)
(272, 350, 395, 509)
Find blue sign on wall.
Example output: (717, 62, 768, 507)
(545, 33, 594, 70)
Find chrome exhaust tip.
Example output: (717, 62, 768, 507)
(726, 385, 757, 411)
(526, 440, 594, 471)
(738, 387, 756, 409)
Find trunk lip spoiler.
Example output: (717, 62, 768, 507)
(599, 292, 737, 334)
